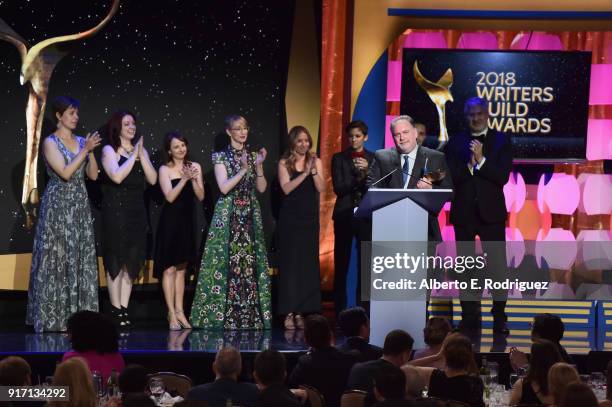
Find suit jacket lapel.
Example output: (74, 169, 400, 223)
(408, 147, 425, 188)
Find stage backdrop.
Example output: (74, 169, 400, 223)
(0, 1, 297, 283)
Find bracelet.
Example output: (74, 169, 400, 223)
(256, 173, 264, 177)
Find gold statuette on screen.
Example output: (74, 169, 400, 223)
(413, 61, 453, 149)
(0, 0, 120, 228)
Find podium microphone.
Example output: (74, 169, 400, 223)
(369, 168, 399, 188)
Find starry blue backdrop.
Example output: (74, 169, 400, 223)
(0, 0, 296, 254)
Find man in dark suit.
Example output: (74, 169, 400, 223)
(336, 306, 383, 362)
(444, 97, 513, 335)
(332, 120, 375, 315)
(289, 314, 357, 407)
(366, 115, 453, 241)
(253, 350, 301, 407)
(187, 346, 258, 407)
(347, 329, 414, 407)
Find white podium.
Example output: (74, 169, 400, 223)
(355, 188, 452, 348)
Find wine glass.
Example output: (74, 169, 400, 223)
(148, 378, 165, 404)
(488, 361, 499, 384)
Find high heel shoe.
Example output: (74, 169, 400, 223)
(121, 306, 131, 327)
(284, 313, 295, 330)
(175, 310, 192, 329)
(110, 306, 126, 329)
(167, 312, 181, 331)
(294, 314, 305, 330)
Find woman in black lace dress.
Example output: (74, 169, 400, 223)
(100, 111, 157, 327)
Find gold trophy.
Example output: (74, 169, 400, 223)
(413, 61, 453, 149)
(0, 0, 120, 228)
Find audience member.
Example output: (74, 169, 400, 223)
(254, 350, 301, 407)
(188, 346, 258, 407)
(411, 334, 484, 407)
(509, 339, 561, 406)
(48, 357, 97, 407)
(510, 313, 572, 370)
(119, 364, 148, 395)
(0, 356, 36, 407)
(337, 307, 383, 362)
(347, 329, 414, 407)
(401, 365, 423, 400)
(371, 364, 411, 407)
(547, 362, 580, 406)
(600, 360, 612, 407)
(412, 317, 451, 369)
(62, 310, 125, 382)
(0, 356, 31, 386)
(559, 382, 598, 407)
(289, 314, 356, 407)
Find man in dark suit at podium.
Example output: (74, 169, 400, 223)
(366, 115, 452, 241)
(444, 97, 513, 335)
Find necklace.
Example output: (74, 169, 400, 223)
(121, 145, 135, 154)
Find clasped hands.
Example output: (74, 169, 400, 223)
(470, 139, 484, 167)
(180, 162, 199, 180)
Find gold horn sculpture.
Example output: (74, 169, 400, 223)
(0, 0, 120, 228)
(413, 61, 453, 149)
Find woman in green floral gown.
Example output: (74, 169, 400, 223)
(190, 115, 271, 329)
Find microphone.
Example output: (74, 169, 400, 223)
(369, 168, 399, 188)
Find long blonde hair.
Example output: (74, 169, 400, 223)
(282, 126, 313, 176)
(48, 357, 96, 407)
(548, 362, 580, 405)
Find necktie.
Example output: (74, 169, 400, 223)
(402, 155, 409, 186)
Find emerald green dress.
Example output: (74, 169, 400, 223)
(190, 146, 271, 329)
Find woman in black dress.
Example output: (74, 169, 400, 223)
(411, 334, 484, 407)
(154, 133, 204, 330)
(277, 126, 325, 330)
(100, 111, 157, 327)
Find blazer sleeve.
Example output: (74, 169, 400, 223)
(433, 153, 454, 193)
(332, 153, 358, 197)
(476, 137, 513, 187)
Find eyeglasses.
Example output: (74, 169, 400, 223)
(230, 127, 249, 132)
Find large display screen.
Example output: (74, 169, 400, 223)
(400, 50, 591, 161)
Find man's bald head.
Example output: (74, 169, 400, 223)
(213, 346, 242, 379)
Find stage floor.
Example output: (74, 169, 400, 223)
(0, 326, 605, 355)
(0, 327, 313, 355)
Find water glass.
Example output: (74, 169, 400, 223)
(488, 361, 500, 384)
(591, 371, 605, 387)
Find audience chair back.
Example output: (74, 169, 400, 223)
(148, 372, 192, 398)
(300, 384, 326, 407)
(341, 389, 367, 407)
